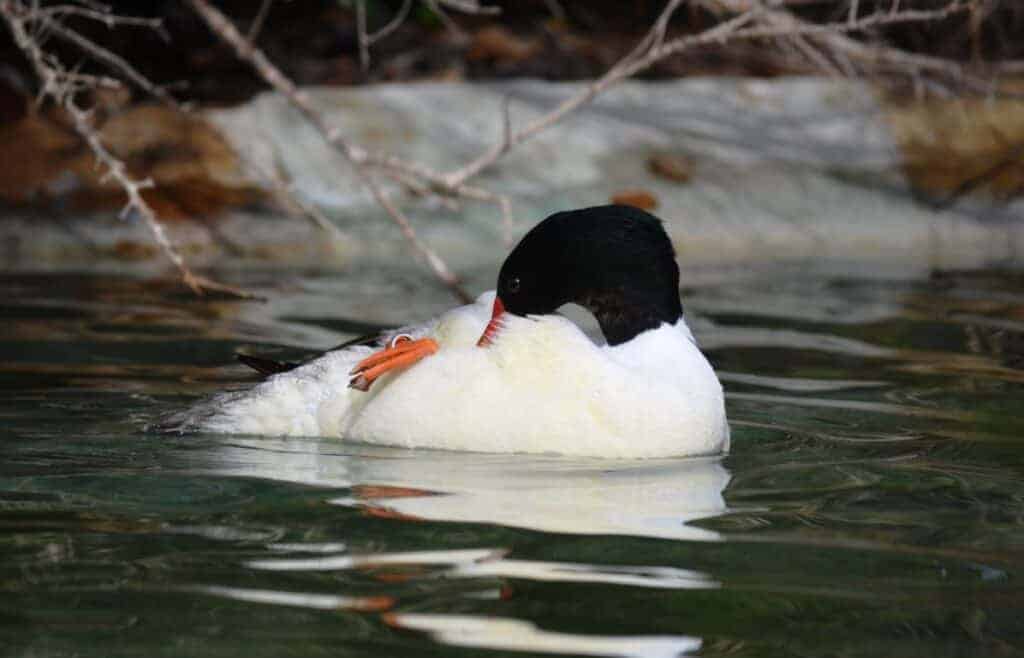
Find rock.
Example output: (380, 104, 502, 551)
(885, 94, 1024, 204)
(0, 111, 79, 204)
(3, 78, 1024, 280)
(0, 104, 264, 217)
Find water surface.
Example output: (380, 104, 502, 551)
(2, 267, 1022, 657)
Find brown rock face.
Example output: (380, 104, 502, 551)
(0, 104, 263, 218)
(885, 94, 1024, 205)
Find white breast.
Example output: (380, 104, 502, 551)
(184, 292, 729, 458)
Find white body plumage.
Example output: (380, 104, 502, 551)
(188, 292, 729, 459)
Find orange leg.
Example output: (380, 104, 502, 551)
(349, 337, 438, 391)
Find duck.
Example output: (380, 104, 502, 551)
(171, 205, 729, 459)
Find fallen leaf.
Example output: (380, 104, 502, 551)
(648, 152, 695, 183)
(467, 25, 538, 62)
(611, 189, 658, 211)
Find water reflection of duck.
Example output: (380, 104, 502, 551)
(203, 441, 732, 543)
(344, 453, 732, 542)
(176, 205, 729, 459)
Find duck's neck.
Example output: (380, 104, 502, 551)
(579, 290, 683, 346)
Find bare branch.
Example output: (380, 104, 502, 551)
(8, 0, 993, 304)
(443, 1, 978, 188)
(71, 107, 252, 297)
(27, 6, 181, 109)
(500, 93, 512, 156)
(346, 0, 992, 231)
(646, 0, 683, 55)
(443, 1, 751, 188)
(381, 168, 461, 211)
(0, 0, 252, 298)
(187, 0, 471, 303)
(786, 33, 846, 77)
(41, 5, 165, 32)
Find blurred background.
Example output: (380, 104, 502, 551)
(3, 3, 1023, 657)
(2, 0, 1024, 295)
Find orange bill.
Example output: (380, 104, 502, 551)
(349, 337, 439, 391)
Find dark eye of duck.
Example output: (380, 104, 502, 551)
(508, 276, 521, 294)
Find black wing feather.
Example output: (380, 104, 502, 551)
(236, 353, 300, 376)
(236, 331, 388, 378)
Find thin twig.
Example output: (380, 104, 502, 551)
(367, 0, 413, 44)
(705, 0, 994, 93)
(787, 32, 846, 76)
(422, 0, 464, 38)
(381, 168, 461, 211)
(68, 1, 113, 14)
(542, 0, 565, 22)
(354, 0, 369, 71)
(247, 0, 273, 41)
(435, 0, 499, 14)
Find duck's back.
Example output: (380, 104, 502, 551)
(173, 294, 727, 458)
(178, 295, 489, 438)
(347, 313, 727, 458)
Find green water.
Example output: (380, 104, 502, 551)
(1, 267, 1022, 657)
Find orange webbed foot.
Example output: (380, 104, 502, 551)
(349, 334, 439, 391)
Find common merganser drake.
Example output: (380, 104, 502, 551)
(173, 205, 728, 458)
